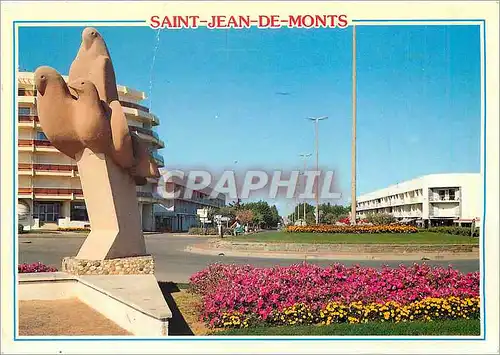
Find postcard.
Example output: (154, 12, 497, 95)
(1, 1, 498, 354)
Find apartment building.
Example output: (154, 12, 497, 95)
(154, 173, 226, 232)
(356, 173, 481, 227)
(17, 71, 165, 232)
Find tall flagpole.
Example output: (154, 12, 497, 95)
(351, 25, 357, 225)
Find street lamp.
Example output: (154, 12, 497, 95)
(299, 153, 312, 224)
(305, 116, 328, 225)
(351, 25, 357, 225)
(233, 160, 239, 206)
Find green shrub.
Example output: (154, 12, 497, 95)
(365, 213, 396, 226)
(425, 226, 479, 237)
(188, 227, 229, 235)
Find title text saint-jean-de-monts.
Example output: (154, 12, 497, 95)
(150, 14, 348, 29)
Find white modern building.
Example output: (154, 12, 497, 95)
(356, 173, 481, 227)
(154, 172, 226, 232)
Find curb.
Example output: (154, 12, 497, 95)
(184, 245, 480, 261)
(19, 233, 88, 238)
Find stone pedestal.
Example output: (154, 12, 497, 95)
(62, 255, 154, 276)
(75, 148, 147, 260)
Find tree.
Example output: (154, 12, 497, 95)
(366, 212, 396, 225)
(323, 212, 337, 225)
(288, 203, 315, 222)
(270, 205, 280, 228)
(236, 209, 254, 225)
(252, 211, 265, 228)
(218, 206, 236, 220)
(244, 201, 276, 228)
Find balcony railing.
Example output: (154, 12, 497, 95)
(19, 115, 39, 122)
(150, 151, 165, 167)
(18, 89, 36, 96)
(18, 139, 54, 147)
(129, 125, 159, 140)
(129, 126, 165, 147)
(18, 187, 84, 196)
(429, 195, 460, 202)
(18, 163, 78, 172)
(429, 208, 460, 218)
(137, 191, 153, 199)
(120, 100, 149, 113)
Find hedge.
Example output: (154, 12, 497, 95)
(425, 226, 479, 237)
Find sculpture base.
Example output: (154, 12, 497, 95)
(62, 255, 154, 276)
(75, 148, 147, 260)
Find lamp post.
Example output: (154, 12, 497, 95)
(305, 116, 328, 225)
(299, 153, 312, 224)
(233, 160, 239, 206)
(351, 25, 357, 225)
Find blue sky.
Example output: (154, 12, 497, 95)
(18, 25, 481, 215)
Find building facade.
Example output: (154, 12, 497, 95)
(154, 174, 226, 232)
(356, 173, 481, 227)
(17, 71, 165, 231)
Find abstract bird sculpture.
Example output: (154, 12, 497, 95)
(34, 27, 158, 260)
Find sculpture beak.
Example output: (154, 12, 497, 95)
(35, 77, 47, 96)
(67, 84, 81, 100)
(83, 37, 92, 51)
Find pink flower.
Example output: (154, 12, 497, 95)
(190, 262, 479, 327)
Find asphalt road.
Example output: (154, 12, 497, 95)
(18, 234, 480, 282)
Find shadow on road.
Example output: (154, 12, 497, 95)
(158, 282, 194, 336)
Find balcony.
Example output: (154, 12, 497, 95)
(18, 163, 78, 177)
(150, 151, 165, 167)
(18, 139, 58, 152)
(429, 207, 460, 218)
(129, 126, 165, 148)
(18, 115, 39, 128)
(122, 105, 160, 126)
(357, 196, 423, 211)
(137, 191, 155, 202)
(18, 187, 84, 200)
(18, 89, 36, 96)
(429, 195, 460, 202)
(120, 100, 149, 113)
(392, 211, 423, 218)
(120, 101, 161, 125)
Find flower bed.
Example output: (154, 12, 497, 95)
(221, 297, 480, 328)
(189, 263, 479, 328)
(286, 225, 418, 234)
(337, 217, 370, 225)
(18, 262, 58, 273)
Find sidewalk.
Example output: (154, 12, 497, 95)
(185, 242, 480, 261)
(19, 232, 88, 238)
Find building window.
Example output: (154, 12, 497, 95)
(449, 190, 456, 201)
(33, 202, 60, 222)
(19, 107, 31, 116)
(36, 131, 49, 141)
(70, 202, 88, 221)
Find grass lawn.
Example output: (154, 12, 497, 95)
(232, 231, 478, 244)
(213, 319, 480, 336)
